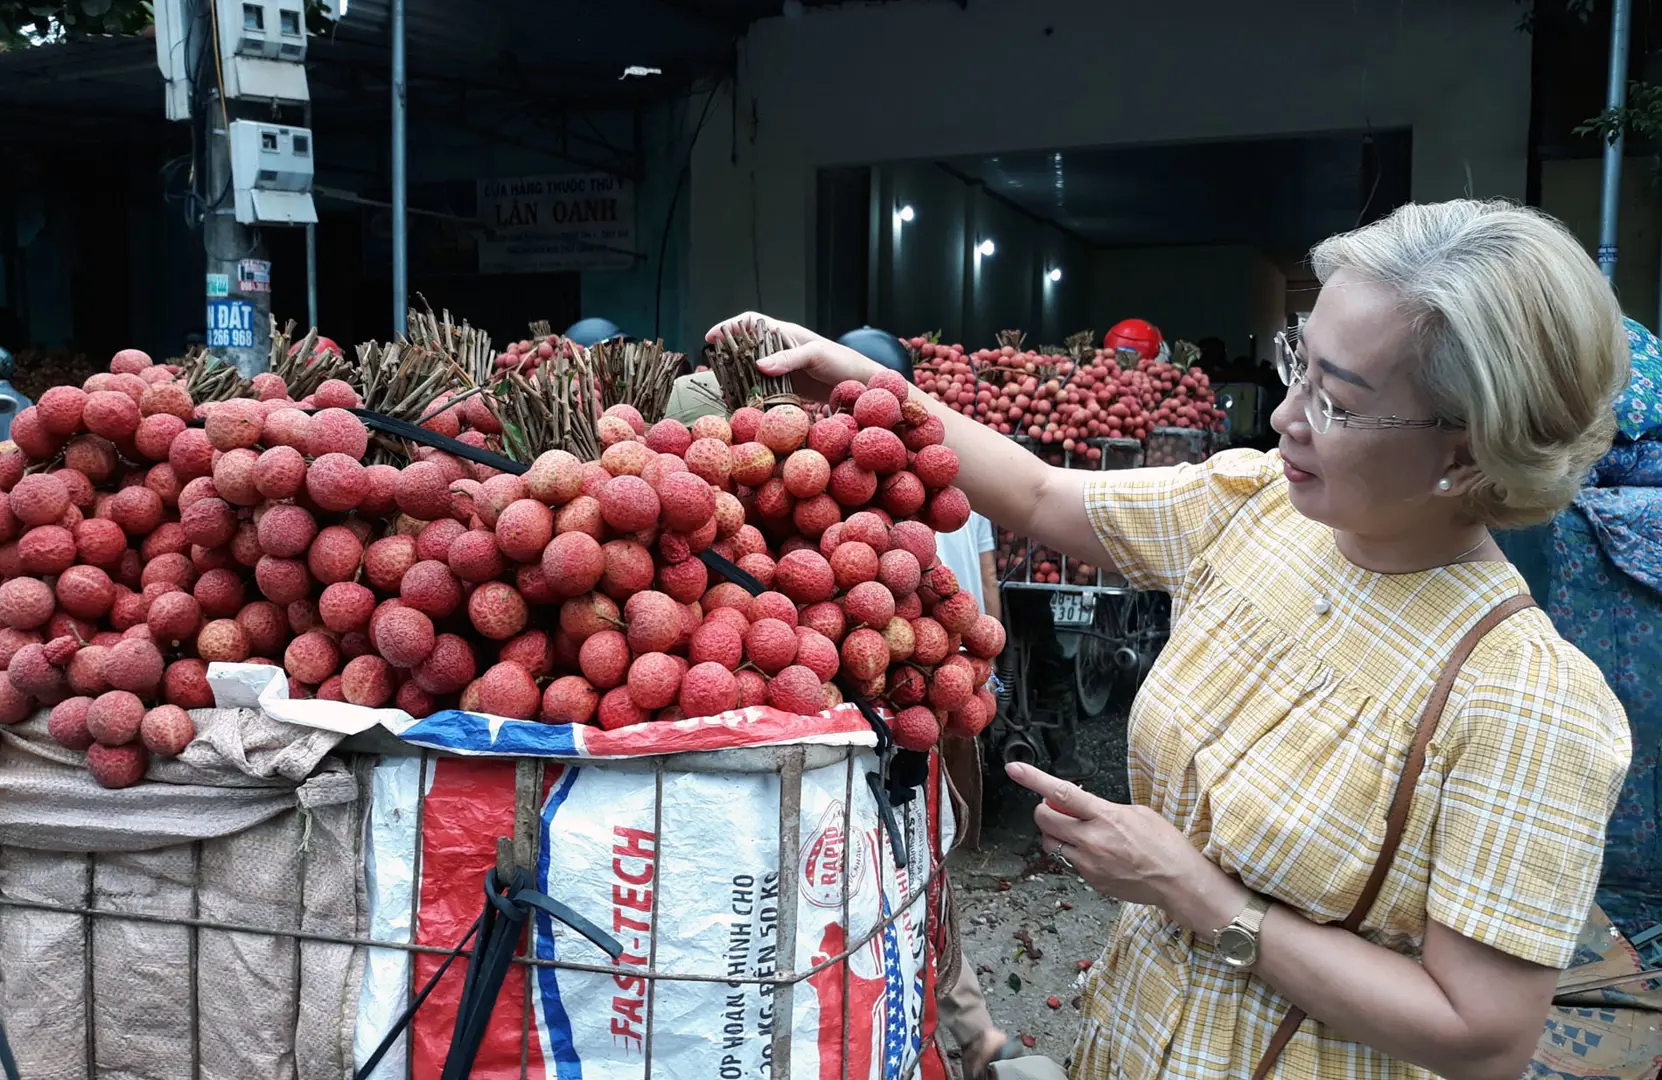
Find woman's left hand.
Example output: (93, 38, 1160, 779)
(1006, 762, 1248, 931)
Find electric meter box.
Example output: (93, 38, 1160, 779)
(229, 120, 317, 225)
(215, 0, 309, 103)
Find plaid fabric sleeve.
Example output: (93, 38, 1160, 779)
(1427, 638, 1632, 968)
(1080, 448, 1281, 594)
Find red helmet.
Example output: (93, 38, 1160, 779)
(1104, 319, 1163, 361)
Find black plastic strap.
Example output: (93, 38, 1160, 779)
(0, 1017, 17, 1080)
(346, 409, 530, 477)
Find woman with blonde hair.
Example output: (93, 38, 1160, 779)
(709, 199, 1633, 1079)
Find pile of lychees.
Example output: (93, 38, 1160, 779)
(0, 350, 1003, 789)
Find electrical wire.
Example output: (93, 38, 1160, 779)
(206, 0, 230, 134)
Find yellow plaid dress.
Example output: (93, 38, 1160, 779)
(1070, 449, 1631, 1080)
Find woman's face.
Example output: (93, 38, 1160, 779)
(1270, 271, 1466, 540)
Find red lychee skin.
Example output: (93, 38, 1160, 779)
(553, 495, 605, 542)
(104, 637, 164, 694)
(362, 536, 416, 594)
(468, 582, 528, 641)
(799, 602, 846, 645)
(305, 453, 367, 514)
(163, 428, 213, 483)
(472, 661, 545, 719)
(140, 705, 195, 757)
(765, 665, 823, 715)
(560, 592, 621, 643)
(11, 473, 70, 527)
(677, 438, 728, 490)
(932, 591, 980, 636)
(318, 582, 375, 634)
(793, 628, 840, 682)
(892, 706, 941, 752)
(828, 460, 878, 507)
(775, 549, 836, 604)
(596, 415, 637, 449)
(87, 743, 148, 789)
(888, 665, 928, 708)
(65, 437, 117, 484)
(411, 633, 476, 695)
(729, 443, 776, 488)
(598, 539, 655, 601)
(791, 494, 842, 539)
(49, 564, 113, 622)
(688, 414, 731, 445)
(106, 486, 163, 538)
(375, 607, 437, 668)
(624, 590, 681, 655)
(911, 443, 960, 490)
(679, 662, 738, 719)
(18, 523, 71, 574)
(147, 591, 203, 647)
(249, 555, 304, 606)
(306, 408, 370, 459)
(514, 563, 558, 605)
(851, 427, 908, 476)
(418, 395, 462, 439)
(839, 628, 890, 682)
(83, 390, 142, 442)
(335, 655, 395, 708)
(881, 616, 917, 663)
(542, 676, 599, 724)
(688, 622, 743, 670)
(316, 676, 346, 702)
(494, 499, 554, 564)
(928, 660, 975, 712)
(414, 519, 466, 563)
(733, 553, 776, 590)
(87, 689, 145, 746)
(475, 475, 529, 529)
(179, 496, 236, 550)
(595, 475, 658, 534)
(876, 549, 922, 597)
(395, 461, 453, 520)
(852, 387, 902, 430)
(38, 385, 88, 436)
(829, 541, 879, 591)
(49, 697, 96, 749)
(65, 642, 110, 695)
(743, 618, 799, 675)
(209, 447, 260, 506)
(204, 398, 264, 451)
(600, 440, 654, 479)
(525, 449, 583, 506)
(596, 686, 649, 731)
(702, 582, 754, 619)
(924, 563, 960, 599)
(830, 379, 868, 410)
(656, 472, 716, 534)
(287, 598, 324, 636)
(964, 614, 1007, 659)
(625, 652, 682, 711)
(139, 384, 193, 427)
(864, 369, 908, 400)
(572, 629, 627, 692)
(755, 405, 809, 455)
(878, 471, 927, 517)
(443, 529, 502, 584)
(640, 453, 688, 493)
(807, 418, 853, 465)
(312, 379, 360, 409)
(710, 406, 754, 444)
(925, 486, 972, 534)
(781, 449, 832, 499)
(193, 618, 250, 663)
(541, 531, 606, 599)
(354, 464, 399, 518)
(0, 578, 54, 630)
(305, 525, 363, 586)
(656, 555, 708, 605)
(744, 592, 791, 627)
(252, 446, 307, 500)
(843, 581, 897, 630)
(601, 403, 646, 436)
(7, 642, 63, 698)
(0, 627, 40, 668)
(498, 630, 553, 679)
(161, 659, 213, 709)
(401, 560, 463, 619)
(644, 419, 693, 457)
(909, 617, 951, 666)
(944, 693, 993, 738)
(233, 601, 284, 658)
(704, 606, 750, 637)
(283, 631, 339, 684)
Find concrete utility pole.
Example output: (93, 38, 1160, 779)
(204, 88, 272, 378)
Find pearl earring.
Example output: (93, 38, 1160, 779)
(1437, 478, 1453, 492)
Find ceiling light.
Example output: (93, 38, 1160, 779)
(1047, 268, 1062, 282)
(897, 204, 915, 223)
(977, 239, 996, 257)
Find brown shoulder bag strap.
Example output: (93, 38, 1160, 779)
(1250, 594, 1538, 1080)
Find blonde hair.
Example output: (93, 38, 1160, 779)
(1310, 200, 1629, 528)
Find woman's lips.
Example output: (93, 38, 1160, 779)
(1283, 459, 1317, 484)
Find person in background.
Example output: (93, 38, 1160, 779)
(0, 346, 30, 443)
(665, 344, 726, 425)
(562, 317, 624, 348)
(837, 325, 1012, 1078)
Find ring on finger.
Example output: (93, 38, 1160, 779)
(1052, 841, 1073, 871)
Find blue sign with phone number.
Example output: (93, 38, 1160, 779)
(206, 299, 255, 349)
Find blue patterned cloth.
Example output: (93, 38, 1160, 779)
(1617, 317, 1662, 440)
(1497, 323, 1662, 940)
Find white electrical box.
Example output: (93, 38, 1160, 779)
(153, 0, 195, 121)
(215, 0, 309, 103)
(229, 120, 317, 225)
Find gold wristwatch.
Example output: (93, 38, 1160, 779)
(1215, 894, 1270, 970)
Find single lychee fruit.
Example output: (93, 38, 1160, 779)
(828, 460, 878, 507)
(793, 628, 840, 682)
(313, 379, 361, 409)
(657, 472, 716, 533)
(889, 664, 928, 708)
(305, 453, 368, 513)
(191, 618, 249, 663)
(807, 418, 853, 465)
(933, 591, 980, 635)
(468, 581, 528, 641)
(689, 621, 743, 670)
(204, 398, 264, 451)
(766, 665, 823, 715)
(758, 405, 811, 454)
(364, 535, 418, 593)
(64, 437, 117, 484)
(10, 473, 70, 527)
(444, 529, 503, 584)
(791, 494, 842, 539)
(401, 560, 464, 618)
(147, 591, 203, 647)
(880, 616, 917, 663)
(83, 390, 142, 442)
(877, 549, 922, 597)
(161, 658, 213, 709)
(910, 617, 951, 666)
(878, 471, 926, 517)
(851, 427, 907, 476)
(600, 440, 654, 479)
(645, 418, 693, 456)
(87, 689, 145, 746)
(912, 444, 960, 489)
(830, 541, 879, 590)
(800, 602, 847, 644)
(394, 461, 453, 521)
(560, 592, 621, 643)
(928, 659, 974, 711)
(18, 524, 75, 574)
(525, 449, 584, 506)
(839, 628, 889, 681)
(744, 618, 799, 674)
(38, 385, 89, 436)
(926, 486, 972, 533)
(571, 629, 626, 691)
(0, 578, 54, 630)
(775, 549, 836, 604)
(734, 553, 776, 590)
(729, 442, 776, 488)
(281, 631, 337, 684)
(374, 606, 437, 668)
(318, 582, 375, 634)
(749, 592, 797, 627)
(542, 675, 599, 724)
(495, 499, 554, 564)
(87, 742, 148, 789)
(945, 693, 993, 738)
(597, 686, 650, 731)
(656, 555, 708, 605)
(140, 704, 195, 757)
(598, 475, 660, 533)
(892, 706, 940, 752)
(782, 449, 832, 499)
(409, 633, 475, 695)
(335, 654, 394, 708)
(624, 590, 681, 655)
(307, 525, 364, 586)
(626, 652, 682, 710)
(753, 479, 795, 520)
(964, 614, 1006, 659)
(851, 387, 902, 430)
(49, 697, 96, 749)
(679, 662, 738, 718)
(843, 581, 897, 630)
(690, 414, 732, 444)
(306, 408, 370, 459)
(104, 637, 163, 694)
(542, 531, 606, 599)
(924, 563, 960, 599)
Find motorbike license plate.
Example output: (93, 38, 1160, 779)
(1049, 589, 1095, 627)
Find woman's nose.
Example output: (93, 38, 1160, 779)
(1269, 390, 1309, 441)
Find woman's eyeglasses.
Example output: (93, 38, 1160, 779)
(1273, 328, 1459, 435)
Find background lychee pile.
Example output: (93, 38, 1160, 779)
(909, 336, 1224, 448)
(0, 351, 1004, 789)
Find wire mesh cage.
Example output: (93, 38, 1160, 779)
(1143, 427, 1218, 468)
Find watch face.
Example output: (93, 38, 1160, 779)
(1218, 927, 1257, 968)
